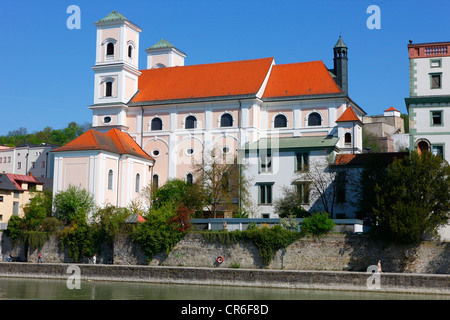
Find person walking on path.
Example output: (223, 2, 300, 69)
(93, 254, 96, 265)
(37, 252, 43, 263)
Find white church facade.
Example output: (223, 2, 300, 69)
(75, 10, 366, 217)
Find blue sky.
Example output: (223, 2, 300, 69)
(0, 0, 448, 136)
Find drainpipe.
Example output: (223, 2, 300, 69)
(116, 155, 121, 207)
(140, 106, 144, 147)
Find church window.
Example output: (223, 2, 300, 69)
(152, 174, 159, 190)
(186, 173, 193, 184)
(103, 116, 112, 124)
(185, 116, 197, 129)
(151, 118, 163, 131)
(135, 173, 140, 193)
(220, 113, 233, 127)
(274, 114, 287, 128)
(108, 170, 114, 190)
(128, 45, 133, 59)
(345, 132, 352, 144)
(105, 81, 113, 97)
(308, 112, 322, 126)
(107, 42, 114, 56)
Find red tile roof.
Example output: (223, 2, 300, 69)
(262, 60, 342, 98)
(384, 106, 400, 112)
(334, 152, 409, 166)
(52, 129, 153, 161)
(131, 57, 274, 103)
(336, 106, 362, 123)
(4, 173, 42, 191)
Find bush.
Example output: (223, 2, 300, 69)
(59, 222, 100, 262)
(53, 185, 95, 225)
(301, 211, 335, 238)
(132, 202, 185, 261)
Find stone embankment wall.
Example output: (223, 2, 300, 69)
(0, 262, 449, 294)
(1, 232, 449, 274)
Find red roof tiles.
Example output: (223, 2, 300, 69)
(130, 58, 345, 104)
(336, 106, 362, 123)
(262, 60, 342, 98)
(52, 129, 153, 161)
(132, 58, 274, 103)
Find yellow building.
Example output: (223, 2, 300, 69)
(0, 173, 43, 225)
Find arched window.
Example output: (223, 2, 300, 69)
(105, 81, 113, 97)
(274, 114, 287, 128)
(185, 116, 197, 129)
(186, 173, 193, 184)
(108, 170, 114, 190)
(128, 45, 133, 59)
(151, 118, 163, 131)
(220, 113, 233, 127)
(135, 173, 140, 193)
(308, 112, 322, 126)
(417, 140, 430, 155)
(344, 132, 352, 144)
(106, 43, 114, 56)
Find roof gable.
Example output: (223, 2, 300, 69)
(262, 60, 342, 99)
(52, 129, 153, 161)
(130, 57, 274, 104)
(336, 106, 362, 123)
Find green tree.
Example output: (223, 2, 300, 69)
(53, 185, 95, 225)
(273, 186, 309, 218)
(150, 178, 205, 211)
(373, 151, 450, 243)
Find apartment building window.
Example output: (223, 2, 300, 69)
(0, 196, 3, 202)
(295, 152, 309, 172)
(430, 73, 442, 89)
(258, 183, 273, 204)
(295, 182, 310, 204)
(432, 145, 444, 158)
(17, 162, 21, 169)
(431, 111, 443, 126)
(259, 152, 272, 173)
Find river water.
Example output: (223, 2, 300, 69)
(0, 277, 447, 300)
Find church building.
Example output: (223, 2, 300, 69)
(74, 10, 366, 216)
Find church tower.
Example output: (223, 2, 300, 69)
(90, 11, 142, 131)
(333, 36, 348, 95)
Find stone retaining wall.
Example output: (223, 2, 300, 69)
(1, 232, 449, 274)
